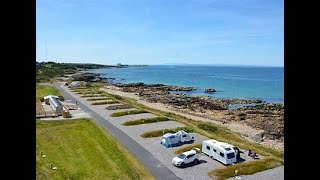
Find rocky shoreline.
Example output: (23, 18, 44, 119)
(70, 72, 284, 145)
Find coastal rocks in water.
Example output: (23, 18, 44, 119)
(71, 73, 105, 82)
(116, 82, 145, 87)
(204, 88, 216, 93)
(116, 83, 196, 91)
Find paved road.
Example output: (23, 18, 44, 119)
(55, 83, 180, 180)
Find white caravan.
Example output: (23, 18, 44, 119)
(202, 139, 238, 165)
(160, 130, 194, 148)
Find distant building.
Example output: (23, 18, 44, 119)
(117, 63, 122, 67)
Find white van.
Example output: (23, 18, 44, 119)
(202, 139, 238, 165)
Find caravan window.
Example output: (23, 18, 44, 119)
(227, 153, 235, 159)
(206, 146, 210, 150)
(182, 135, 187, 137)
(213, 149, 216, 152)
(224, 148, 232, 151)
(219, 152, 224, 157)
(170, 136, 175, 139)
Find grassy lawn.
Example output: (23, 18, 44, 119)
(141, 126, 195, 138)
(36, 83, 62, 99)
(36, 119, 154, 180)
(110, 110, 149, 117)
(123, 117, 170, 126)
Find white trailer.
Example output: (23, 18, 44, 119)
(202, 139, 238, 165)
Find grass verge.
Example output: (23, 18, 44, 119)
(174, 143, 202, 155)
(36, 83, 61, 99)
(81, 94, 107, 98)
(86, 97, 111, 101)
(110, 110, 149, 117)
(106, 104, 134, 110)
(141, 126, 195, 138)
(36, 119, 154, 180)
(123, 117, 170, 126)
(208, 157, 281, 180)
(91, 100, 119, 105)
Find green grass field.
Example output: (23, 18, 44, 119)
(36, 83, 61, 99)
(36, 119, 154, 180)
(110, 110, 149, 117)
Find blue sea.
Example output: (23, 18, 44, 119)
(88, 65, 284, 103)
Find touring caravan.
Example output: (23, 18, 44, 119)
(160, 130, 194, 148)
(202, 139, 238, 165)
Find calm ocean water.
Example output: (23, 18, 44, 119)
(88, 65, 284, 103)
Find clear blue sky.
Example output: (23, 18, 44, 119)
(36, 0, 283, 66)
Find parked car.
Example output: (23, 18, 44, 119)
(172, 148, 200, 167)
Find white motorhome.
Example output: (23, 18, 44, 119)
(202, 139, 238, 165)
(160, 130, 194, 148)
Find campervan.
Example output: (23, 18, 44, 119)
(202, 139, 238, 165)
(160, 130, 194, 148)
